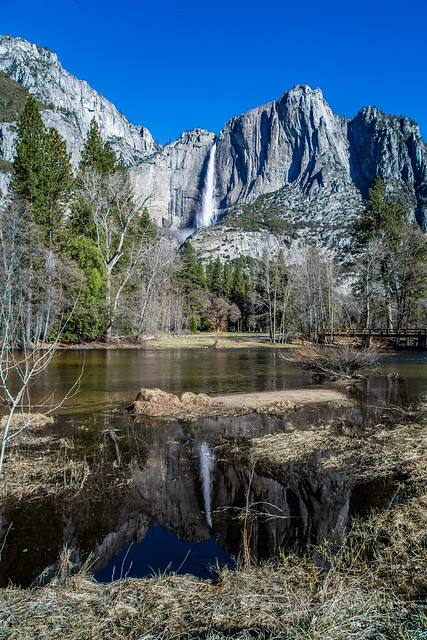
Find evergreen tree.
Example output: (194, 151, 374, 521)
(208, 256, 222, 296)
(231, 260, 246, 309)
(12, 96, 74, 244)
(42, 128, 74, 239)
(11, 96, 46, 203)
(353, 177, 427, 333)
(222, 262, 233, 300)
(140, 207, 157, 239)
(80, 118, 117, 175)
(176, 241, 205, 313)
(196, 259, 207, 290)
(355, 176, 405, 247)
(189, 315, 198, 334)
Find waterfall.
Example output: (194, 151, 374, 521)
(196, 441, 215, 528)
(196, 144, 217, 228)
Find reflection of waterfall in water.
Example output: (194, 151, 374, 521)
(196, 441, 215, 528)
(196, 144, 217, 228)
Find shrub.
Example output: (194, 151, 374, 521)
(282, 344, 380, 380)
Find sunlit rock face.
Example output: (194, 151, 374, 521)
(1, 35, 426, 245)
(216, 85, 354, 209)
(0, 35, 156, 166)
(348, 106, 427, 228)
(133, 84, 426, 237)
(129, 129, 216, 229)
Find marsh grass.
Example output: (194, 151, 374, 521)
(0, 415, 92, 505)
(0, 408, 425, 638)
(0, 507, 425, 640)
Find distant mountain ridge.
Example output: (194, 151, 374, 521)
(0, 34, 426, 259)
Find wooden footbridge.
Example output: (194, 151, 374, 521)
(315, 328, 427, 349)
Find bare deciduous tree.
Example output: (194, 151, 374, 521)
(77, 168, 152, 340)
(0, 196, 81, 480)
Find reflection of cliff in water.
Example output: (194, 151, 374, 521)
(0, 383, 416, 587)
(0, 397, 387, 588)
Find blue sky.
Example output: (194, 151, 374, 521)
(1, 0, 426, 144)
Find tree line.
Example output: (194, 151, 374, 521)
(0, 95, 426, 345)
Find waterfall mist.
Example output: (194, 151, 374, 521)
(196, 441, 215, 528)
(196, 144, 217, 229)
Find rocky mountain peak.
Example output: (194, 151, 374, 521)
(0, 34, 156, 166)
(0, 35, 426, 255)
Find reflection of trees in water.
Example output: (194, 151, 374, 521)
(1, 380, 420, 587)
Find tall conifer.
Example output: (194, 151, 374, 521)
(222, 262, 233, 300)
(231, 260, 246, 308)
(12, 96, 73, 243)
(80, 118, 117, 175)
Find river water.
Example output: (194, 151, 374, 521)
(1, 348, 426, 586)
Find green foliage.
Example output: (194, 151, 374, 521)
(231, 260, 246, 308)
(80, 118, 117, 174)
(61, 233, 108, 342)
(222, 262, 233, 300)
(199, 313, 213, 331)
(188, 315, 198, 334)
(355, 176, 406, 246)
(222, 191, 296, 234)
(177, 242, 204, 292)
(140, 207, 157, 239)
(176, 241, 207, 315)
(11, 96, 74, 244)
(0, 72, 46, 123)
(196, 259, 207, 290)
(208, 256, 222, 296)
(353, 177, 427, 333)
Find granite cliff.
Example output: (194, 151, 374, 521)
(131, 85, 427, 254)
(0, 35, 156, 167)
(1, 35, 426, 258)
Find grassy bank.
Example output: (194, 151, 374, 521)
(0, 496, 425, 639)
(64, 332, 291, 350)
(0, 407, 426, 638)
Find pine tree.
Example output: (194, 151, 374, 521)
(189, 315, 198, 334)
(208, 256, 222, 296)
(42, 128, 74, 239)
(353, 176, 427, 334)
(231, 260, 246, 309)
(356, 176, 405, 247)
(222, 262, 233, 300)
(11, 96, 46, 203)
(12, 96, 73, 243)
(80, 117, 117, 174)
(140, 207, 157, 239)
(196, 259, 207, 290)
(176, 241, 205, 313)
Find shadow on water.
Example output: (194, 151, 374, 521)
(0, 349, 426, 586)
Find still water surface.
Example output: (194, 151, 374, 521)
(2, 348, 427, 586)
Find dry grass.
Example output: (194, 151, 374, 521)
(0, 412, 54, 431)
(248, 420, 427, 487)
(0, 524, 425, 639)
(0, 416, 91, 505)
(0, 409, 426, 638)
(282, 344, 381, 380)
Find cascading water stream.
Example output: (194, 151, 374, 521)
(196, 144, 217, 228)
(196, 441, 215, 528)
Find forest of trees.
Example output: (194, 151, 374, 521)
(0, 96, 426, 346)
